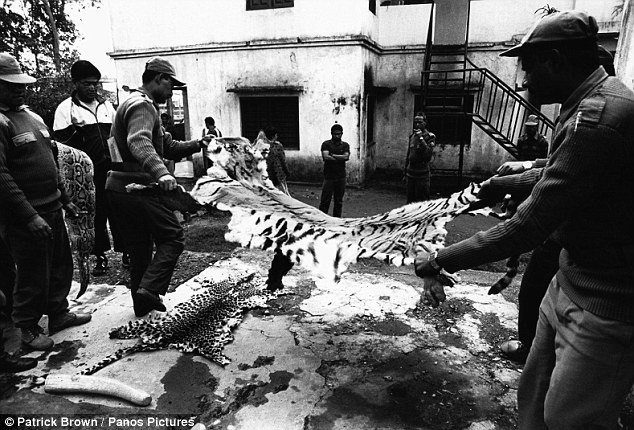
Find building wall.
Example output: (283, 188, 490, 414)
(106, 0, 622, 183)
(107, 0, 378, 52)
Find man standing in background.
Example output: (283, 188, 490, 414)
(404, 112, 435, 203)
(319, 123, 350, 217)
(54, 60, 127, 275)
(516, 114, 549, 161)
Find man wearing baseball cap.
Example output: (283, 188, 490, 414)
(515, 114, 549, 161)
(106, 56, 212, 317)
(414, 11, 634, 428)
(53, 60, 126, 277)
(0, 53, 90, 352)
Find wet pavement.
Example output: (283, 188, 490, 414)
(0, 244, 527, 430)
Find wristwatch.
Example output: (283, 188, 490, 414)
(428, 251, 442, 272)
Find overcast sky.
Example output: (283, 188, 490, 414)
(70, 2, 116, 79)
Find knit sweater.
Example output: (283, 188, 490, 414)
(106, 89, 201, 191)
(438, 67, 634, 322)
(0, 105, 69, 225)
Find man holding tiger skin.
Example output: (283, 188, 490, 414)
(415, 11, 634, 429)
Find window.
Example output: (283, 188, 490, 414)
(247, 0, 293, 11)
(240, 96, 300, 150)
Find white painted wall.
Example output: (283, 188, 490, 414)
(107, 0, 377, 52)
(376, 4, 431, 46)
(469, 0, 622, 43)
(616, 0, 634, 90)
(104, 0, 623, 183)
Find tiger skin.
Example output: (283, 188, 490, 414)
(187, 137, 486, 283)
(55, 142, 95, 298)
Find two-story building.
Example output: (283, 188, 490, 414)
(105, 0, 622, 189)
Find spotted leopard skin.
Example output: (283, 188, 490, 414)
(55, 142, 95, 298)
(81, 273, 279, 375)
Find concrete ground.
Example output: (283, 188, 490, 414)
(3, 181, 630, 430)
(0, 245, 525, 430)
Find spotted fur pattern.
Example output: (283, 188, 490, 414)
(81, 273, 279, 375)
(55, 142, 95, 298)
(188, 137, 487, 282)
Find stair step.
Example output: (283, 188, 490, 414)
(430, 60, 467, 65)
(430, 44, 466, 53)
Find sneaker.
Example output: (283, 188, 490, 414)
(121, 253, 130, 270)
(21, 326, 54, 351)
(92, 255, 109, 276)
(49, 312, 92, 335)
(0, 352, 38, 373)
(133, 288, 166, 317)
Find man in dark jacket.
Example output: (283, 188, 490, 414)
(106, 57, 212, 317)
(415, 11, 634, 429)
(0, 53, 90, 351)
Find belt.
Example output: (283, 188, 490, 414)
(110, 161, 143, 173)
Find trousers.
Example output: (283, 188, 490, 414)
(517, 238, 561, 347)
(406, 175, 430, 203)
(319, 178, 346, 217)
(519, 277, 634, 429)
(4, 209, 73, 328)
(107, 191, 185, 295)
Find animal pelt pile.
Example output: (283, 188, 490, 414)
(82, 272, 279, 375)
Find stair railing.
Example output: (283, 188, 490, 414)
(421, 60, 554, 158)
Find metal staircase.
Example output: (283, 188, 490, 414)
(421, 59, 554, 159)
(420, 3, 554, 160)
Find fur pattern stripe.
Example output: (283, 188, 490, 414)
(185, 138, 487, 282)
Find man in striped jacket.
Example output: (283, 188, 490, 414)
(54, 60, 124, 276)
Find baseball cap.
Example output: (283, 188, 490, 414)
(524, 115, 539, 126)
(0, 53, 36, 84)
(501, 10, 598, 57)
(71, 60, 101, 82)
(145, 56, 185, 86)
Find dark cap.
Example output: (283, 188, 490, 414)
(0, 52, 36, 84)
(331, 123, 343, 133)
(501, 10, 598, 57)
(145, 56, 185, 86)
(71, 60, 101, 82)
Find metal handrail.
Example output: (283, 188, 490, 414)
(465, 58, 554, 129)
(421, 64, 554, 156)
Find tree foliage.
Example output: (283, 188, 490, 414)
(1, 0, 102, 126)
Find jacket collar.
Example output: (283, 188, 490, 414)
(0, 102, 28, 113)
(559, 66, 609, 125)
(70, 90, 106, 107)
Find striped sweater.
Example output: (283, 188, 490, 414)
(438, 67, 634, 322)
(106, 89, 200, 191)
